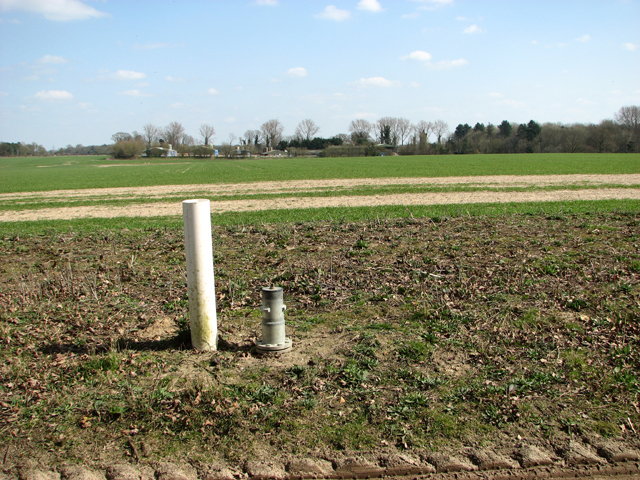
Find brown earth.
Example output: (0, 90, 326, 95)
(1, 174, 639, 222)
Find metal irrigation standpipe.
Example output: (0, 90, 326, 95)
(182, 199, 217, 351)
(256, 287, 292, 353)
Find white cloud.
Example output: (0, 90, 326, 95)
(287, 67, 308, 78)
(352, 77, 400, 88)
(224, 117, 236, 123)
(111, 70, 146, 81)
(410, 81, 421, 88)
(463, 24, 484, 34)
(119, 89, 152, 97)
(78, 102, 92, 109)
(34, 89, 73, 100)
(575, 34, 590, 42)
(23, 74, 39, 81)
(412, 0, 453, 10)
(357, 0, 383, 12)
(0, 91, 9, 97)
(576, 98, 596, 106)
(623, 43, 638, 51)
(427, 58, 469, 70)
(255, 0, 278, 5)
(401, 51, 467, 70)
(315, 5, 351, 21)
(401, 12, 419, 19)
(0, 0, 108, 21)
(38, 54, 68, 64)
(207, 88, 220, 95)
(401, 50, 432, 62)
(488, 92, 503, 98)
(165, 76, 186, 82)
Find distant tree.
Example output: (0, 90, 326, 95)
(112, 139, 145, 159)
(111, 132, 132, 143)
(414, 120, 434, 142)
(143, 123, 160, 148)
(432, 120, 449, 144)
(294, 119, 320, 142)
(261, 119, 284, 150)
(349, 119, 372, 144)
(561, 124, 587, 153)
(498, 120, 513, 138)
(473, 122, 485, 132)
(395, 118, 412, 146)
(199, 124, 216, 146)
(614, 105, 640, 151)
(335, 133, 351, 145)
(376, 117, 397, 144)
(242, 130, 261, 147)
(164, 121, 185, 149)
(454, 123, 472, 139)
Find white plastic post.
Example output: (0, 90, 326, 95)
(182, 199, 217, 351)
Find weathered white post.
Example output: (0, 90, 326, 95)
(182, 199, 217, 351)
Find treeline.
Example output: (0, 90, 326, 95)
(2, 106, 638, 157)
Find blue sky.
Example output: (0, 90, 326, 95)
(0, 0, 639, 149)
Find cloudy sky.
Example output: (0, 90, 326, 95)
(0, 0, 638, 149)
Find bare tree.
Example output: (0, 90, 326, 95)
(396, 117, 412, 146)
(614, 105, 640, 151)
(199, 124, 216, 146)
(163, 122, 185, 149)
(294, 119, 320, 141)
(242, 129, 261, 146)
(228, 133, 237, 145)
(261, 119, 284, 150)
(376, 117, 397, 144)
(111, 132, 132, 143)
(432, 120, 449, 144)
(414, 120, 434, 143)
(143, 123, 160, 148)
(349, 119, 372, 144)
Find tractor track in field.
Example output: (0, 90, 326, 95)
(1, 174, 640, 222)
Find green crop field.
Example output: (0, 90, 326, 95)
(1, 153, 639, 193)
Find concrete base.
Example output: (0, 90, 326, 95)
(255, 337, 292, 353)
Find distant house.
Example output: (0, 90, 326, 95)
(261, 149, 286, 157)
(142, 144, 178, 157)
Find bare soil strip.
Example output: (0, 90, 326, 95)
(2, 174, 640, 200)
(1, 187, 639, 222)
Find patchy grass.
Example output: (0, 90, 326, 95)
(0, 213, 639, 467)
(1, 153, 639, 193)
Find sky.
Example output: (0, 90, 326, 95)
(0, 0, 639, 149)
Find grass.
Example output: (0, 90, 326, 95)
(1, 153, 639, 193)
(1, 198, 639, 237)
(1, 212, 639, 467)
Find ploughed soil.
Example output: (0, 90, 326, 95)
(1, 212, 639, 478)
(1, 174, 640, 221)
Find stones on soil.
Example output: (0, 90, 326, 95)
(514, 445, 555, 468)
(286, 458, 334, 478)
(595, 440, 640, 463)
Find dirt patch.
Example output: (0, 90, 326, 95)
(1, 174, 639, 222)
(1, 214, 639, 474)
